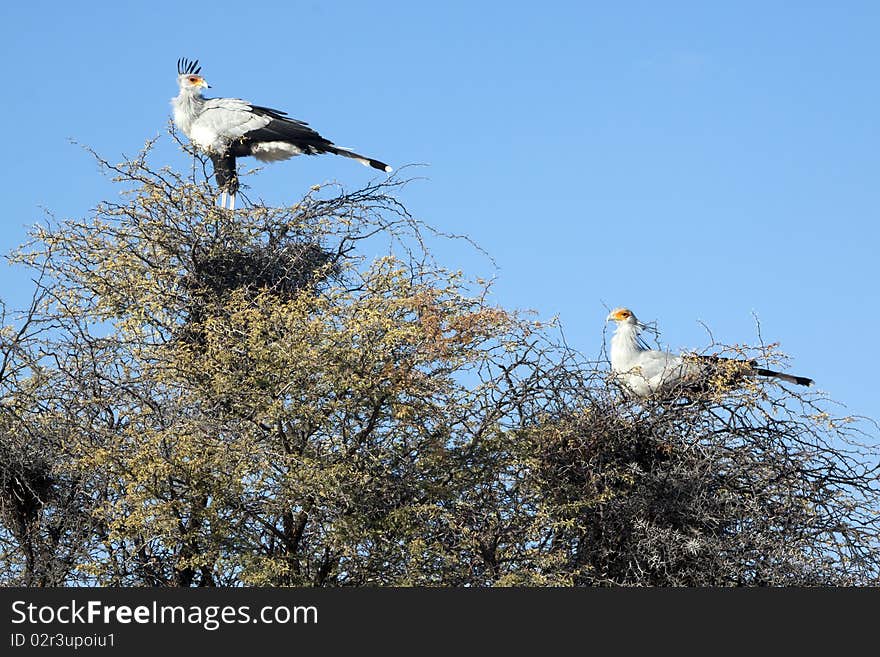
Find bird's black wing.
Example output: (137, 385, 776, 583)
(698, 354, 813, 387)
(245, 106, 335, 152)
(229, 102, 392, 172)
(249, 105, 289, 118)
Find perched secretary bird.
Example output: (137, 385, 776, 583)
(171, 58, 392, 210)
(606, 307, 814, 398)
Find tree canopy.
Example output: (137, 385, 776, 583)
(1, 138, 878, 586)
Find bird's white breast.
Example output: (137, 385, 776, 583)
(610, 325, 694, 396)
(189, 123, 227, 154)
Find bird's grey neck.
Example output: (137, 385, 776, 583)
(612, 323, 645, 354)
(172, 91, 205, 135)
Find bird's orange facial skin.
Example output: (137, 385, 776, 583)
(187, 76, 204, 86)
(610, 309, 632, 321)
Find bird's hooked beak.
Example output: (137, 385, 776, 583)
(187, 76, 210, 89)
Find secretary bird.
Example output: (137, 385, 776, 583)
(606, 307, 814, 398)
(172, 58, 392, 210)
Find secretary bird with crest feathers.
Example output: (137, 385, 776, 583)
(172, 58, 392, 210)
(606, 307, 814, 398)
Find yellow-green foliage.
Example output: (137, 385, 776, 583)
(7, 145, 561, 586)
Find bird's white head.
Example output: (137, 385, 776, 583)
(606, 307, 638, 325)
(176, 58, 209, 93)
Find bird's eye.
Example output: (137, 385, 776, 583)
(188, 76, 199, 84)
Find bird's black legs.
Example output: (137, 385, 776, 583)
(210, 153, 239, 210)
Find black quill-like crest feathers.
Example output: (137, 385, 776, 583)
(177, 58, 202, 75)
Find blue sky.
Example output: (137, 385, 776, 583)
(1, 1, 878, 421)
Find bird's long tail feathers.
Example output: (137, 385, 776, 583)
(701, 355, 814, 388)
(328, 146, 393, 173)
(753, 367, 814, 387)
